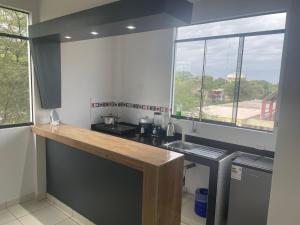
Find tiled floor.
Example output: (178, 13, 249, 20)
(0, 194, 206, 225)
(0, 199, 80, 225)
(181, 193, 207, 225)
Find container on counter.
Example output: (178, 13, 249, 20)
(175, 104, 182, 119)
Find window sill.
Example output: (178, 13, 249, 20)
(0, 122, 34, 130)
(171, 115, 274, 134)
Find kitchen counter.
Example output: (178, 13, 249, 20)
(32, 123, 182, 168)
(32, 124, 184, 225)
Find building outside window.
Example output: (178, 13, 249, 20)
(172, 13, 286, 132)
(0, 6, 32, 128)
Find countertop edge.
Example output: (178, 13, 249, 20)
(32, 124, 184, 170)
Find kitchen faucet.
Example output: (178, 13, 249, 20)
(182, 130, 186, 142)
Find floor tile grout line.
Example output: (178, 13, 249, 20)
(6, 199, 51, 218)
(1, 204, 20, 225)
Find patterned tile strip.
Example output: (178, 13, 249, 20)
(91, 101, 170, 113)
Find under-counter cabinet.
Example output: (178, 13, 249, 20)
(180, 152, 234, 225)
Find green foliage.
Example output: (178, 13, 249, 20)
(0, 8, 30, 125)
(174, 71, 278, 117)
(173, 71, 201, 118)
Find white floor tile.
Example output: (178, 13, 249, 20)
(3, 220, 22, 225)
(182, 192, 194, 206)
(181, 195, 206, 225)
(19, 205, 68, 225)
(8, 200, 50, 218)
(0, 209, 15, 225)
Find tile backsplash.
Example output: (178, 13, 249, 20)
(91, 101, 170, 113)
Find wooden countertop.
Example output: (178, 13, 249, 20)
(32, 124, 183, 169)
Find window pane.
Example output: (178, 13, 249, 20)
(201, 38, 239, 123)
(173, 41, 204, 119)
(0, 7, 28, 36)
(0, 36, 30, 125)
(177, 13, 286, 40)
(237, 34, 284, 131)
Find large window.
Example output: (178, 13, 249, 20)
(172, 13, 286, 132)
(0, 6, 32, 128)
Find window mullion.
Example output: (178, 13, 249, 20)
(199, 40, 207, 121)
(232, 36, 245, 124)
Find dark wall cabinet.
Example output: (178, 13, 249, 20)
(31, 36, 61, 109)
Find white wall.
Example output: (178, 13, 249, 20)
(112, 29, 174, 125)
(57, 38, 115, 129)
(0, 0, 39, 206)
(267, 1, 300, 224)
(0, 127, 35, 205)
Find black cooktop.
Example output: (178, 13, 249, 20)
(91, 123, 169, 148)
(91, 123, 137, 135)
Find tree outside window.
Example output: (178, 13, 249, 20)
(0, 7, 31, 127)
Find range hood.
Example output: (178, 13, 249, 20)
(29, 0, 193, 42)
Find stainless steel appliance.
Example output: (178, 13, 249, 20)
(138, 117, 153, 137)
(227, 153, 273, 225)
(102, 114, 119, 126)
(151, 112, 163, 138)
(166, 121, 175, 137)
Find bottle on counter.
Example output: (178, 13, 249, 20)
(175, 104, 182, 119)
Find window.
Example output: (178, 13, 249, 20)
(0, 7, 32, 128)
(172, 13, 286, 132)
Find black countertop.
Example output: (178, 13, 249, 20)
(91, 122, 274, 162)
(91, 123, 231, 164)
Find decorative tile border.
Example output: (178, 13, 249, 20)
(91, 101, 170, 113)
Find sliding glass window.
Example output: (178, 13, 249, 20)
(172, 13, 286, 132)
(0, 6, 32, 128)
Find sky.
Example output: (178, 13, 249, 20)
(175, 13, 286, 84)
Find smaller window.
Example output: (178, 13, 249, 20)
(0, 7, 32, 128)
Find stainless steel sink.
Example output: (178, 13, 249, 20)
(164, 140, 200, 152)
(164, 140, 227, 159)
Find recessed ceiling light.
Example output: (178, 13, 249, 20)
(91, 31, 99, 35)
(64, 35, 72, 39)
(126, 25, 136, 30)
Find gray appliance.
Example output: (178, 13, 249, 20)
(227, 153, 273, 225)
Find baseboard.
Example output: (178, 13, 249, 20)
(35, 192, 47, 201)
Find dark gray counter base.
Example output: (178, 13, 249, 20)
(46, 139, 143, 225)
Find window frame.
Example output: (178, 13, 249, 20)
(171, 15, 286, 133)
(0, 6, 33, 129)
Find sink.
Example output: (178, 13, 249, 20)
(164, 141, 201, 152)
(164, 140, 227, 159)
